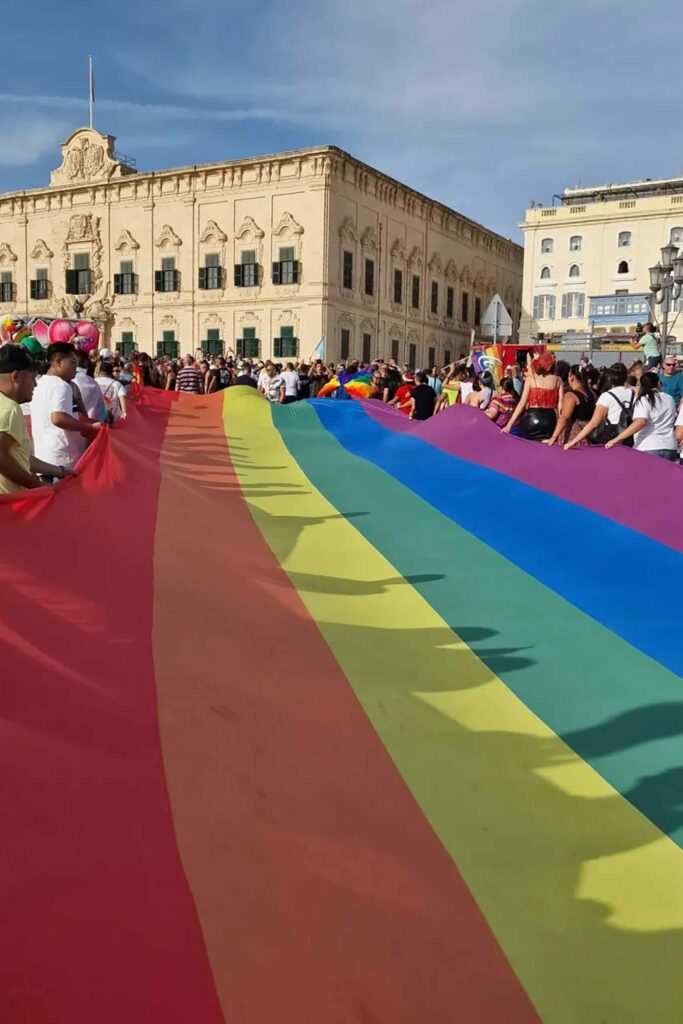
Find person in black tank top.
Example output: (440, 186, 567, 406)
(545, 365, 595, 446)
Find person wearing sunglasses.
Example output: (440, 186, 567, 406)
(659, 356, 683, 409)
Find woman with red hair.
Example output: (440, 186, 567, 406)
(502, 352, 563, 440)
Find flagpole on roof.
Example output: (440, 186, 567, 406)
(88, 55, 94, 130)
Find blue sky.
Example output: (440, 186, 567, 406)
(1, 0, 681, 240)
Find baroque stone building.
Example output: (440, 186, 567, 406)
(0, 127, 523, 363)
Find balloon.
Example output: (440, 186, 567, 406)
(20, 335, 43, 356)
(74, 320, 100, 354)
(1, 316, 17, 343)
(32, 319, 49, 346)
(48, 319, 75, 344)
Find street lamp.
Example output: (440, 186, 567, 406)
(649, 243, 682, 359)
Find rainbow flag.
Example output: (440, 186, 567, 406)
(471, 343, 504, 386)
(2, 390, 682, 1022)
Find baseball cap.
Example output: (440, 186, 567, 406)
(98, 348, 113, 359)
(0, 344, 36, 374)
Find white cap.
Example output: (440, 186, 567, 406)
(98, 348, 113, 359)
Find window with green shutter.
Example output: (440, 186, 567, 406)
(393, 269, 403, 304)
(116, 331, 135, 357)
(364, 258, 374, 296)
(203, 328, 223, 355)
(157, 330, 179, 358)
(342, 250, 353, 290)
(362, 333, 371, 364)
(411, 274, 420, 309)
(428, 347, 436, 368)
(391, 338, 400, 362)
(340, 328, 350, 361)
(273, 325, 298, 359)
(240, 326, 261, 359)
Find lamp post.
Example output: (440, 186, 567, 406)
(649, 242, 683, 361)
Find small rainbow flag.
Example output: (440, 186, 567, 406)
(471, 343, 504, 386)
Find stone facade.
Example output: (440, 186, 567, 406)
(520, 176, 683, 343)
(0, 127, 523, 363)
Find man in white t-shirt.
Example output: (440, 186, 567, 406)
(280, 362, 300, 404)
(74, 350, 106, 422)
(257, 362, 271, 393)
(31, 343, 101, 474)
(263, 365, 285, 404)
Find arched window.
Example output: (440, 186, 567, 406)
(670, 226, 683, 245)
(569, 235, 582, 251)
(618, 231, 631, 247)
(569, 264, 580, 278)
(540, 266, 551, 279)
(618, 260, 629, 274)
(541, 238, 553, 253)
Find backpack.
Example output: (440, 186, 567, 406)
(589, 390, 634, 447)
(100, 380, 118, 425)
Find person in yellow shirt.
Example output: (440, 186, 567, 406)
(0, 345, 70, 494)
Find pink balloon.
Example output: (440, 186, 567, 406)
(74, 320, 100, 354)
(48, 319, 75, 344)
(75, 320, 99, 341)
(32, 319, 50, 346)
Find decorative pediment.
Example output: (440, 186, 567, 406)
(337, 311, 354, 328)
(200, 220, 228, 245)
(236, 215, 264, 241)
(50, 128, 136, 188)
(444, 259, 458, 283)
(113, 229, 140, 254)
(460, 265, 472, 286)
(155, 225, 182, 249)
(274, 308, 299, 330)
(273, 211, 304, 237)
(486, 275, 498, 294)
(338, 217, 357, 243)
(202, 313, 224, 330)
(30, 238, 53, 261)
(407, 328, 420, 344)
(473, 271, 484, 291)
(390, 239, 406, 261)
(0, 242, 18, 267)
(408, 246, 423, 270)
(361, 227, 378, 253)
(388, 323, 404, 340)
(160, 315, 178, 330)
(66, 213, 98, 243)
(504, 284, 514, 302)
(428, 252, 443, 275)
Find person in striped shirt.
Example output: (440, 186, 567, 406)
(175, 356, 204, 394)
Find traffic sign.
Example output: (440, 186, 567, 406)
(480, 295, 513, 340)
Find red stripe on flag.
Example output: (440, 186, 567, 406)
(0, 395, 225, 1023)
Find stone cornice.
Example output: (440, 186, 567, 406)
(0, 141, 522, 266)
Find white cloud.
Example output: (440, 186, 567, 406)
(0, 112, 72, 167)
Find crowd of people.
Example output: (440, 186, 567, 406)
(2, 331, 683, 496)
